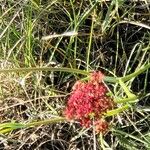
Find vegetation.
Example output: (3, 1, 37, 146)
(0, 0, 150, 149)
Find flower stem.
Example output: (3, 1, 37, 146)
(120, 63, 150, 82)
(26, 117, 66, 127)
(115, 96, 138, 104)
(104, 76, 118, 83)
(118, 79, 136, 98)
(0, 117, 66, 134)
(0, 67, 89, 75)
(106, 104, 129, 117)
(1, 63, 149, 83)
(104, 63, 150, 83)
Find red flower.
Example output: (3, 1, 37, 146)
(90, 71, 104, 83)
(94, 119, 109, 134)
(64, 71, 114, 133)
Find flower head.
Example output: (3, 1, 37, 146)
(90, 71, 104, 83)
(64, 71, 114, 133)
(94, 119, 109, 134)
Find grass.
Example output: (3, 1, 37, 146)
(0, 0, 150, 149)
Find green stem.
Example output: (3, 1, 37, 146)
(26, 117, 66, 127)
(105, 104, 129, 117)
(118, 79, 136, 98)
(0, 122, 25, 129)
(86, 9, 94, 71)
(120, 63, 150, 82)
(99, 133, 105, 150)
(0, 63, 149, 83)
(77, 0, 99, 27)
(0, 128, 14, 134)
(0, 67, 89, 76)
(0, 117, 66, 134)
(104, 63, 150, 83)
(115, 96, 138, 104)
(104, 76, 118, 83)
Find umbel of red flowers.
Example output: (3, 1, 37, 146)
(64, 71, 115, 133)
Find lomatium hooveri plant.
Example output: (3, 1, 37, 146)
(1, 62, 150, 135)
(64, 71, 115, 133)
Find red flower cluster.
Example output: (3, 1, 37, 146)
(94, 119, 109, 133)
(64, 71, 114, 133)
